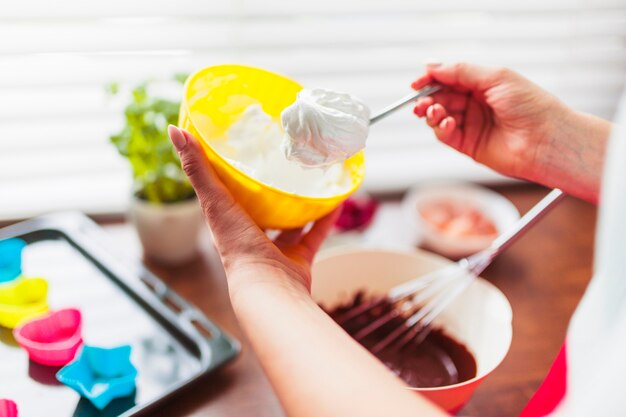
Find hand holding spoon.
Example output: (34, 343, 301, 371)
(282, 85, 442, 168)
(369, 85, 442, 125)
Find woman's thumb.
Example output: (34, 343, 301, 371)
(167, 125, 266, 257)
(168, 125, 209, 189)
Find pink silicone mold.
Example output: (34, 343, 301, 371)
(13, 308, 83, 366)
(0, 399, 17, 417)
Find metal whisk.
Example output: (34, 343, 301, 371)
(336, 188, 566, 354)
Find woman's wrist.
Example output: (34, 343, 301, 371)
(226, 265, 312, 313)
(531, 103, 611, 203)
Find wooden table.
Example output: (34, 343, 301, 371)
(106, 184, 597, 417)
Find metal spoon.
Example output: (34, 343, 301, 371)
(369, 85, 442, 125)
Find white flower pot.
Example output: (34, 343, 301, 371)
(129, 196, 204, 266)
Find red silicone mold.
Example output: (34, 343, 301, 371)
(13, 308, 83, 366)
(0, 399, 17, 417)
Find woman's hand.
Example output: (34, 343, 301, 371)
(167, 125, 338, 301)
(167, 125, 447, 417)
(412, 63, 560, 179)
(412, 63, 611, 203)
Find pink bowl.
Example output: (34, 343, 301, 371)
(312, 248, 513, 414)
(13, 308, 83, 366)
(0, 399, 17, 417)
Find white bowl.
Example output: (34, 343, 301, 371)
(402, 183, 520, 259)
(311, 247, 512, 412)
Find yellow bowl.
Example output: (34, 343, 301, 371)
(0, 276, 49, 329)
(179, 64, 365, 229)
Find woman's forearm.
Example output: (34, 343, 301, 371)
(228, 273, 448, 417)
(169, 125, 447, 416)
(535, 106, 612, 203)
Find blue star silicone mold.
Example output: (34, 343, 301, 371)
(56, 345, 137, 410)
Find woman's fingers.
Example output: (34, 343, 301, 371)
(426, 103, 447, 127)
(413, 96, 434, 117)
(411, 98, 463, 148)
(434, 91, 469, 112)
(412, 86, 468, 147)
(415, 91, 468, 113)
(434, 116, 461, 147)
(274, 228, 304, 248)
(298, 209, 341, 263)
(414, 91, 469, 118)
(168, 125, 270, 261)
(414, 99, 465, 149)
(410, 73, 433, 91)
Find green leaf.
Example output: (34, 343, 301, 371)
(107, 78, 193, 204)
(105, 82, 119, 95)
(174, 73, 190, 84)
(132, 84, 148, 104)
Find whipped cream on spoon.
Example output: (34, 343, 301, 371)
(281, 85, 441, 168)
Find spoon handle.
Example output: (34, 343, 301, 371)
(369, 85, 442, 125)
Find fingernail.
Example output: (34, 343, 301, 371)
(441, 118, 448, 129)
(168, 125, 187, 151)
(423, 58, 442, 68)
(427, 105, 434, 119)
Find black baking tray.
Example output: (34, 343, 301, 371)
(0, 212, 240, 417)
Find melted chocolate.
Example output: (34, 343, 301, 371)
(324, 292, 477, 388)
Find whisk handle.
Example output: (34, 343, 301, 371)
(465, 188, 566, 275)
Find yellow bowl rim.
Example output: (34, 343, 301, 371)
(183, 63, 365, 203)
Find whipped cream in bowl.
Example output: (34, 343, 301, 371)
(180, 64, 366, 229)
(211, 104, 353, 198)
(281, 88, 370, 168)
(209, 88, 371, 197)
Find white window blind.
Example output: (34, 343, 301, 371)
(1, 0, 625, 220)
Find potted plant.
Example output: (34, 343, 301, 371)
(108, 76, 203, 265)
